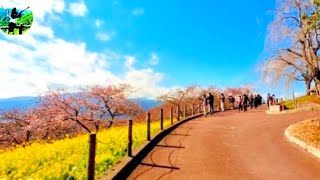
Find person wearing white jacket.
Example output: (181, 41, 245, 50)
(219, 93, 225, 112)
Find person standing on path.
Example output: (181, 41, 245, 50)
(243, 93, 249, 111)
(228, 95, 235, 110)
(201, 94, 208, 116)
(238, 95, 243, 112)
(254, 95, 258, 109)
(249, 94, 254, 109)
(207, 93, 214, 114)
(258, 94, 263, 109)
(267, 93, 271, 108)
(219, 93, 225, 112)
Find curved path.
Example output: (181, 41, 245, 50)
(128, 108, 320, 180)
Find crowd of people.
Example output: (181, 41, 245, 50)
(266, 93, 283, 109)
(237, 94, 263, 112)
(201, 93, 263, 115)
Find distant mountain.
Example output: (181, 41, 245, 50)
(0, 96, 160, 111)
(132, 98, 162, 111)
(0, 96, 38, 110)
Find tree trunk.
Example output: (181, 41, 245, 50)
(305, 79, 312, 96)
(315, 80, 320, 96)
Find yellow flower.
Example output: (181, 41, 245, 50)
(0, 119, 172, 179)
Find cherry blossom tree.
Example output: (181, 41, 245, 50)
(263, 0, 320, 95)
(86, 84, 143, 129)
(0, 84, 143, 147)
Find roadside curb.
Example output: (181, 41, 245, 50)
(99, 113, 203, 180)
(266, 106, 320, 115)
(285, 120, 320, 159)
(266, 110, 289, 115)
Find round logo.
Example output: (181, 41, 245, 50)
(0, 2, 33, 35)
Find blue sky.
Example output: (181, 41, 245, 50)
(0, 0, 306, 99)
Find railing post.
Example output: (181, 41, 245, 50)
(160, 108, 164, 130)
(88, 133, 96, 180)
(128, 119, 133, 157)
(170, 106, 173, 125)
(177, 106, 180, 121)
(184, 104, 187, 118)
(146, 113, 151, 141)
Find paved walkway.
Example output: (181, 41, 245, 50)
(128, 108, 320, 180)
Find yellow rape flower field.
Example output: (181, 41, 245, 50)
(0, 119, 173, 180)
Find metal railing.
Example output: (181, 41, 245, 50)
(1, 25, 31, 35)
(87, 103, 202, 179)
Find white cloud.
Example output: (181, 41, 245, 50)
(0, 0, 168, 99)
(294, 91, 305, 98)
(1, 0, 26, 8)
(0, 32, 122, 98)
(96, 32, 112, 42)
(123, 56, 166, 99)
(125, 68, 166, 99)
(148, 53, 159, 66)
(69, 1, 87, 17)
(95, 19, 104, 28)
(132, 8, 144, 16)
(125, 56, 136, 69)
(28, 23, 55, 39)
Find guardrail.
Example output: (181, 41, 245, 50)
(87, 103, 202, 180)
(1, 25, 31, 35)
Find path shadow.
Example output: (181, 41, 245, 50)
(168, 133, 191, 136)
(156, 145, 186, 148)
(140, 163, 180, 170)
(129, 126, 193, 180)
(111, 115, 200, 180)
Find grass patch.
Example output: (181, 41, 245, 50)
(289, 119, 320, 149)
(284, 95, 320, 109)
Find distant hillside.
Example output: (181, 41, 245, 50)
(284, 95, 320, 109)
(132, 98, 161, 111)
(0, 96, 38, 110)
(0, 96, 160, 111)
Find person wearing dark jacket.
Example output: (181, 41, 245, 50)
(243, 93, 249, 111)
(257, 94, 262, 109)
(228, 95, 235, 110)
(207, 93, 214, 114)
(238, 95, 243, 112)
(254, 95, 258, 109)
